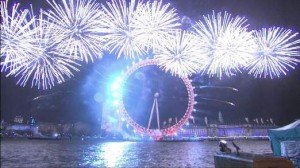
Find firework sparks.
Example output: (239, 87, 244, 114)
(134, 0, 180, 51)
(193, 11, 256, 79)
(0, 1, 37, 73)
(245, 27, 300, 79)
(44, 0, 105, 63)
(100, 0, 147, 59)
(154, 30, 204, 77)
(11, 11, 81, 90)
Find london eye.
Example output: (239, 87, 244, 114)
(117, 59, 195, 139)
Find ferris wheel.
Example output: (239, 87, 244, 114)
(116, 59, 195, 139)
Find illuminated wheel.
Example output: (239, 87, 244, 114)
(117, 59, 195, 138)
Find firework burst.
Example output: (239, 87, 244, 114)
(0, 1, 37, 73)
(11, 11, 81, 90)
(154, 30, 204, 77)
(44, 0, 105, 63)
(100, 0, 147, 59)
(193, 11, 257, 79)
(245, 27, 300, 79)
(134, 0, 180, 51)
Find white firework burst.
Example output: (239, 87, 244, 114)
(100, 0, 146, 59)
(44, 0, 105, 63)
(0, 1, 37, 73)
(133, 0, 180, 51)
(11, 11, 81, 90)
(193, 11, 257, 79)
(154, 30, 204, 77)
(246, 27, 300, 79)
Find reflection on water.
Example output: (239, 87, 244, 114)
(85, 142, 133, 167)
(101, 142, 129, 167)
(1, 139, 272, 168)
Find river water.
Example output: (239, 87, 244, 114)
(1, 139, 272, 168)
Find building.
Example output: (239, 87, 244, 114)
(176, 124, 277, 139)
(13, 116, 24, 124)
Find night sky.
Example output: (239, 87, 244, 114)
(1, 0, 300, 126)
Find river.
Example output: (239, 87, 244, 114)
(1, 139, 272, 167)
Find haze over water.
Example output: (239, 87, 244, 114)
(1, 139, 272, 167)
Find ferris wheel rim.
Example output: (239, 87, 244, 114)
(117, 59, 195, 136)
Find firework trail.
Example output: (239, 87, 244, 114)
(197, 86, 238, 92)
(197, 97, 235, 106)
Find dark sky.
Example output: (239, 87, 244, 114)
(1, 0, 300, 126)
